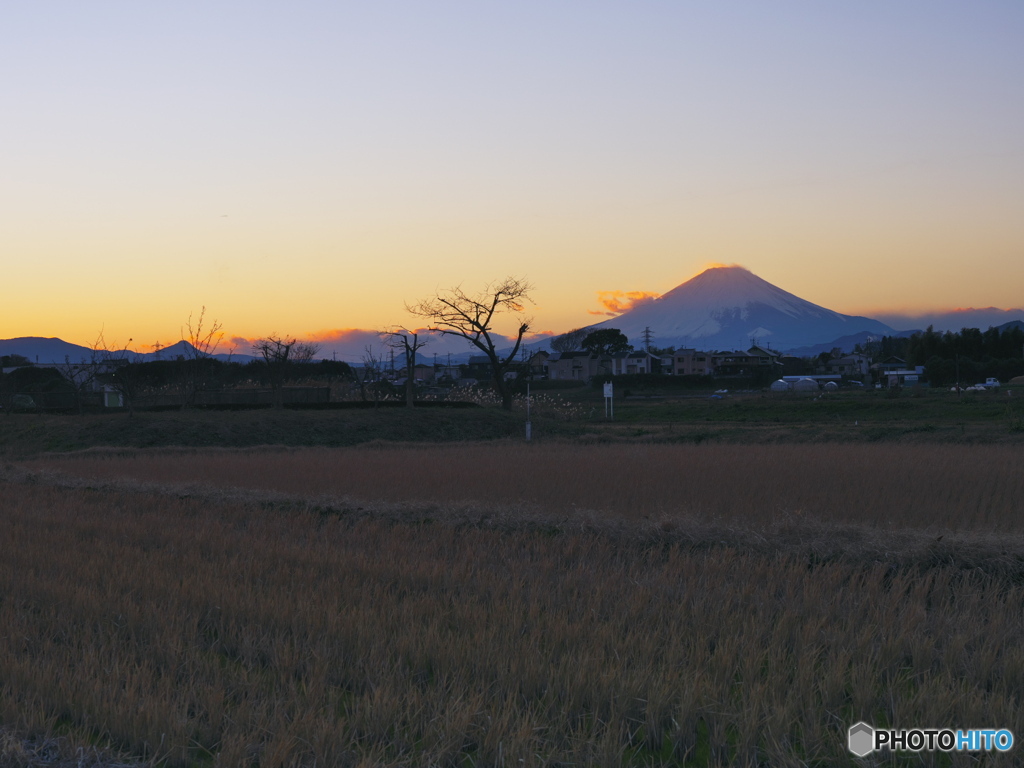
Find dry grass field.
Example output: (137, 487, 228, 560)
(2, 440, 1024, 766)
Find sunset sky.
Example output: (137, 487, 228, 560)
(4, 2, 1023, 360)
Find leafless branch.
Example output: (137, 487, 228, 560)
(406, 277, 533, 410)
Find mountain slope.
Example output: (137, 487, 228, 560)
(0, 337, 254, 364)
(0, 337, 96, 364)
(876, 308, 1024, 333)
(587, 266, 895, 352)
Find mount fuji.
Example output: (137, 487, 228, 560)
(585, 266, 896, 352)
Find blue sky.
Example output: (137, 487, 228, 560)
(4, 2, 1023, 359)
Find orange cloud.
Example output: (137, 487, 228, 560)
(589, 290, 661, 317)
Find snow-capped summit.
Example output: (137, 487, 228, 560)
(587, 266, 895, 352)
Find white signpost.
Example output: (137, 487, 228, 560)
(603, 381, 614, 419)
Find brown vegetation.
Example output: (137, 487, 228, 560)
(23, 441, 1024, 532)
(3, 441, 1024, 765)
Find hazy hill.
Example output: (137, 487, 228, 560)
(877, 308, 1024, 333)
(0, 337, 256, 364)
(995, 320, 1024, 333)
(0, 337, 96, 365)
(785, 329, 918, 358)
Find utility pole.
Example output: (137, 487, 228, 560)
(642, 326, 653, 352)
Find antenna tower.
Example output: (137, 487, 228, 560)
(642, 326, 654, 352)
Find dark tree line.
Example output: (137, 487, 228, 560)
(906, 325, 1024, 364)
(859, 325, 1024, 386)
(1, 357, 353, 412)
(129, 357, 351, 392)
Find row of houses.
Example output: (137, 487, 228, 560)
(382, 349, 728, 385)
(361, 349, 924, 388)
(543, 346, 780, 382)
(540, 349, 921, 386)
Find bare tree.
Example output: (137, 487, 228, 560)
(252, 335, 321, 408)
(92, 334, 144, 417)
(550, 327, 588, 354)
(179, 308, 224, 408)
(60, 359, 95, 413)
(56, 338, 102, 415)
(407, 277, 533, 411)
(292, 342, 321, 365)
(184, 307, 225, 358)
(356, 344, 388, 405)
(384, 328, 429, 408)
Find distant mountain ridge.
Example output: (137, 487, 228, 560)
(0, 337, 98, 365)
(584, 266, 896, 353)
(876, 308, 1024, 333)
(0, 337, 255, 364)
(785, 330, 918, 358)
(786, 319, 1024, 357)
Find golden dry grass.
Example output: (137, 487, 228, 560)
(4, 443, 1024, 766)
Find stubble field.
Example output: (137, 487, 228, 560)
(3, 435, 1024, 766)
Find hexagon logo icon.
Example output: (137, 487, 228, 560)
(848, 722, 874, 757)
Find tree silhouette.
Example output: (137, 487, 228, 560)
(581, 328, 632, 357)
(407, 277, 533, 411)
